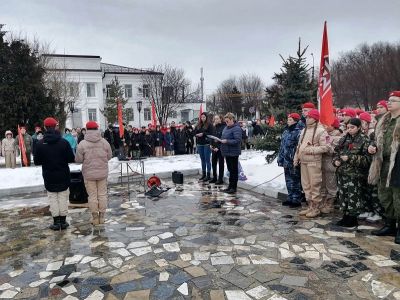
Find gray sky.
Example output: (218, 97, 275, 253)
(2, 0, 400, 97)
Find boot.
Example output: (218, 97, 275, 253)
(222, 185, 232, 192)
(224, 188, 237, 194)
(199, 171, 206, 181)
(306, 204, 321, 218)
(49, 216, 61, 231)
(59, 216, 69, 230)
(371, 219, 396, 236)
(215, 177, 224, 185)
(209, 176, 217, 184)
(320, 198, 334, 214)
(342, 215, 358, 228)
(202, 172, 211, 182)
(336, 214, 348, 226)
(299, 202, 312, 216)
(99, 212, 105, 224)
(395, 227, 400, 244)
(91, 213, 100, 226)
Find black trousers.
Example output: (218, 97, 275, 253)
(225, 156, 239, 189)
(186, 144, 194, 154)
(212, 150, 224, 179)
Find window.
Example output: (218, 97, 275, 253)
(88, 109, 97, 121)
(124, 84, 132, 98)
(106, 84, 112, 98)
(69, 82, 79, 97)
(142, 84, 150, 98)
(144, 108, 151, 121)
(168, 111, 177, 118)
(125, 108, 134, 121)
(86, 83, 96, 97)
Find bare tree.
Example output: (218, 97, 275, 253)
(142, 64, 198, 125)
(238, 74, 264, 118)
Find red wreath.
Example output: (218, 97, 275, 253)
(147, 175, 161, 188)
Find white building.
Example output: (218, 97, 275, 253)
(43, 54, 204, 129)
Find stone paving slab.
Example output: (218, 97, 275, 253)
(0, 178, 400, 299)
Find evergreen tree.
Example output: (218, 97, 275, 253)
(103, 77, 128, 125)
(0, 25, 58, 134)
(265, 39, 317, 117)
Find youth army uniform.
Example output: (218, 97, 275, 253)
(333, 132, 371, 216)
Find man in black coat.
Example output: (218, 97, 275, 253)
(34, 117, 75, 231)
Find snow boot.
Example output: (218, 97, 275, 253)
(49, 216, 61, 231)
(371, 219, 396, 236)
(99, 212, 105, 224)
(60, 216, 69, 230)
(91, 213, 100, 226)
(199, 171, 206, 181)
(320, 198, 335, 214)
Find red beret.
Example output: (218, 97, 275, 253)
(359, 112, 372, 123)
(377, 100, 388, 110)
(302, 102, 315, 109)
(288, 113, 300, 121)
(44, 117, 58, 128)
(355, 108, 365, 116)
(307, 109, 319, 121)
(389, 91, 400, 98)
(86, 121, 99, 129)
(342, 108, 356, 118)
(331, 118, 340, 129)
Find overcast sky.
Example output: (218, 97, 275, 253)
(2, 0, 400, 97)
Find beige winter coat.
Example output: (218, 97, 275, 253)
(2, 137, 16, 153)
(322, 129, 343, 173)
(75, 130, 112, 181)
(294, 123, 329, 164)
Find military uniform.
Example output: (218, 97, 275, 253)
(333, 132, 371, 216)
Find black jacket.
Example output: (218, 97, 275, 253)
(174, 130, 187, 154)
(131, 133, 143, 151)
(252, 123, 264, 136)
(194, 123, 215, 145)
(34, 129, 75, 192)
(211, 123, 226, 148)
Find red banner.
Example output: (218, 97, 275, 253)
(318, 21, 334, 126)
(151, 98, 157, 127)
(117, 100, 124, 138)
(17, 125, 28, 166)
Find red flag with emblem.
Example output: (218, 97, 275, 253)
(318, 21, 334, 126)
(117, 99, 124, 138)
(17, 125, 28, 166)
(151, 98, 157, 127)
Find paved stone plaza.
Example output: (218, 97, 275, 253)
(1, 179, 400, 299)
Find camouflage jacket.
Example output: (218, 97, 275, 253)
(333, 131, 371, 176)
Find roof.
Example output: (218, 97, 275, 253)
(42, 54, 101, 59)
(101, 63, 163, 75)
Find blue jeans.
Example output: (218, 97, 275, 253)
(197, 144, 211, 173)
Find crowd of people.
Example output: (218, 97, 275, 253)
(278, 91, 400, 244)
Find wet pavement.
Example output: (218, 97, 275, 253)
(1, 179, 400, 299)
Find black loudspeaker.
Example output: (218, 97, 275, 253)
(69, 170, 88, 203)
(172, 171, 184, 184)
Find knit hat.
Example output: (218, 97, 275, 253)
(331, 118, 340, 129)
(86, 121, 99, 130)
(349, 118, 362, 127)
(43, 117, 58, 128)
(389, 91, 400, 98)
(377, 100, 388, 110)
(359, 112, 372, 123)
(288, 113, 300, 121)
(342, 108, 356, 118)
(302, 102, 315, 109)
(306, 109, 319, 121)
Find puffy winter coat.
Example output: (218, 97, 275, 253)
(34, 129, 75, 192)
(63, 133, 77, 151)
(277, 123, 301, 168)
(294, 123, 328, 164)
(220, 122, 242, 157)
(75, 130, 112, 181)
(2, 132, 16, 154)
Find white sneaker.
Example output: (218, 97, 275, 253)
(366, 214, 382, 223)
(358, 212, 373, 220)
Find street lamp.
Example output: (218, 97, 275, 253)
(136, 100, 143, 128)
(68, 100, 75, 127)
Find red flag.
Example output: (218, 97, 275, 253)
(269, 115, 275, 127)
(199, 103, 203, 119)
(17, 125, 28, 166)
(151, 98, 157, 127)
(117, 99, 124, 138)
(318, 21, 334, 126)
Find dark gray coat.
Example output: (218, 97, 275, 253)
(221, 122, 242, 157)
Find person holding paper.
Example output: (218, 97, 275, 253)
(210, 115, 226, 185)
(194, 112, 215, 181)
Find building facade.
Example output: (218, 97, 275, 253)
(43, 54, 205, 129)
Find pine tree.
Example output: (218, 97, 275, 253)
(0, 26, 58, 134)
(103, 77, 128, 125)
(265, 38, 317, 118)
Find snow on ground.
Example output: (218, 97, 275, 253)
(0, 151, 286, 193)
